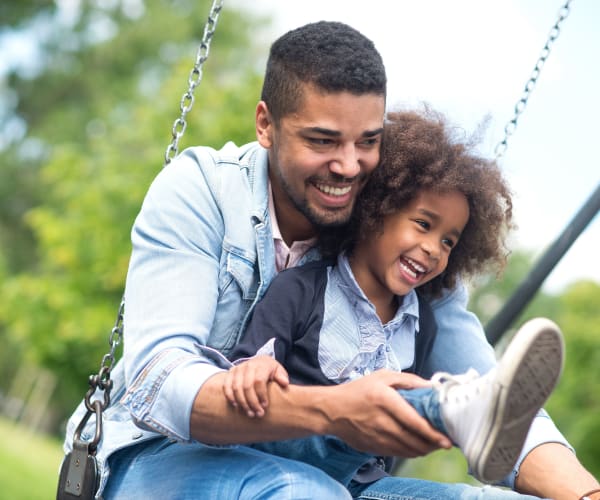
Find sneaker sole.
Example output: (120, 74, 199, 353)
(472, 317, 564, 483)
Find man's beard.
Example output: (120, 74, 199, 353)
(279, 174, 356, 230)
(295, 199, 351, 230)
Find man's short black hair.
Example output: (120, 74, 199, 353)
(261, 21, 387, 123)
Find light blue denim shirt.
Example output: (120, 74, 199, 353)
(63, 141, 571, 496)
(321, 253, 422, 381)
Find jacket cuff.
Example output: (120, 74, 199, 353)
(121, 348, 224, 442)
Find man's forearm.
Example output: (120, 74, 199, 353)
(190, 371, 329, 444)
(190, 370, 449, 457)
(515, 442, 599, 500)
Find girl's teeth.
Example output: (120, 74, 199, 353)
(400, 261, 418, 279)
(405, 257, 426, 273)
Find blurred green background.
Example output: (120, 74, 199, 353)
(1, 1, 598, 497)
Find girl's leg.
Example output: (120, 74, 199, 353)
(398, 387, 448, 433)
(349, 476, 545, 500)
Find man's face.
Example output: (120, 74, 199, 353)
(257, 85, 385, 240)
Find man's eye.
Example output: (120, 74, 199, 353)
(308, 138, 332, 145)
(359, 137, 379, 147)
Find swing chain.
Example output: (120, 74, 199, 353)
(78, 298, 124, 450)
(95, 298, 124, 394)
(164, 0, 225, 166)
(494, 0, 573, 159)
(60, 5, 227, 498)
(70, 0, 224, 454)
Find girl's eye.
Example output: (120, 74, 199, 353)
(442, 237, 455, 249)
(415, 219, 430, 230)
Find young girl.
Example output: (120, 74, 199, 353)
(224, 108, 563, 490)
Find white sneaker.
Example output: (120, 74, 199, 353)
(432, 317, 564, 483)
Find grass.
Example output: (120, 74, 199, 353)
(0, 416, 64, 499)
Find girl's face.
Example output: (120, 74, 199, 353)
(350, 189, 469, 305)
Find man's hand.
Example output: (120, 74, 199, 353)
(319, 370, 452, 457)
(223, 355, 289, 418)
(193, 368, 450, 460)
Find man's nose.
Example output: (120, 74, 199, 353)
(328, 144, 360, 179)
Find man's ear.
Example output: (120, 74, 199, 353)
(256, 101, 274, 148)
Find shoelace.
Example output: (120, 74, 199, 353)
(431, 368, 482, 403)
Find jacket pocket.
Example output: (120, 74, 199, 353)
(225, 250, 259, 301)
(210, 248, 259, 353)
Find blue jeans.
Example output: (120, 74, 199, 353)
(103, 388, 542, 499)
(103, 437, 352, 499)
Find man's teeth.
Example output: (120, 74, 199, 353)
(316, 183, 352, 196)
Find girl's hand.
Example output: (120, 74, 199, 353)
(223, 355, 289, 418)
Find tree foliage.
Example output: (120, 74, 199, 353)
(0, 0, 266, 430)
(468, 250, 560, 329)
(546, 280, 600, 476)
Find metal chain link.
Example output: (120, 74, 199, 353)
(164, 0, 225, 166)
(92, 298, 124, 397)
(77, 299, 123, 452)
(74, 1, 225, 456)
(494, 0, 573, 159)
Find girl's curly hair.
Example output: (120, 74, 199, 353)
(326, 107, 514, 298)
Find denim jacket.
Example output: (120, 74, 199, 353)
(63, 141, 571, 496)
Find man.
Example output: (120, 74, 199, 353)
(63, 21, 599, 499)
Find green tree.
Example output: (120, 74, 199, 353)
(468, 250, 560, 330)
(0, 0, 267, 432)
(546, 280, 600, 477)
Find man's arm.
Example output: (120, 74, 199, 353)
(191, 369, 452, 457)
(121, 147, 238, 442)
(516, 443, 599, 500)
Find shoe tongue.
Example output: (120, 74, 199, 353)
(436, 368, 480, 386)
(434, 368, 484, 402)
